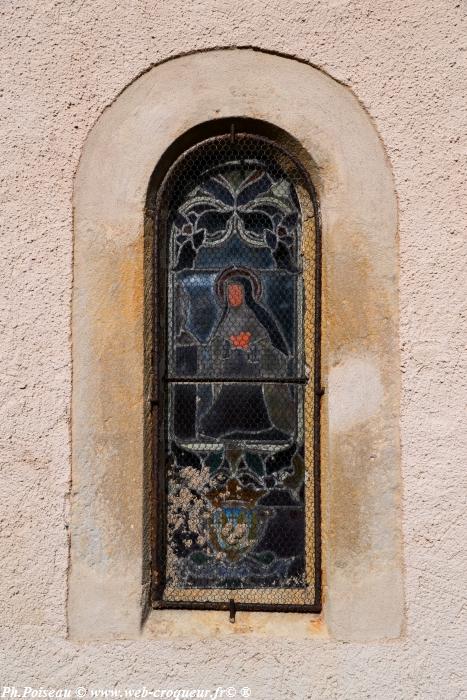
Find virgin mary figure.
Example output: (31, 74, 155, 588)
(199, 268, 295, 441)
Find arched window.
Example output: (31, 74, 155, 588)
(71, 50, 402, 640)
(151, 131, 321, 613)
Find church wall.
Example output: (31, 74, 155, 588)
(0, 2, 465, 698)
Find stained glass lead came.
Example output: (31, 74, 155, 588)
(157, 134, 317, 609)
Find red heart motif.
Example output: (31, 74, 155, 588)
(230, 331, 251, 349)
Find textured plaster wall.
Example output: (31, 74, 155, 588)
(0, 1, 465, 698)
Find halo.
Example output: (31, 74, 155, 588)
(215, 266, 262, 302)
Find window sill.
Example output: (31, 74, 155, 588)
(142, 608, 326, 639)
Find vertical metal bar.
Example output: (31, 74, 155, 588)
(312, 179, 323, 612)
(151, 200, 169, 604)
(229, 598, 236, 623)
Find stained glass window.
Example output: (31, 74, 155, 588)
(153, 133, 321, 612)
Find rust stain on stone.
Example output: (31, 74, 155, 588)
(325, 414, 393, 573)
(325, 225, 394, 358)
(322, 223, 398, 570)
(88, 230, 145, 556)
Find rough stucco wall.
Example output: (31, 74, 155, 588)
(0, 1, 465, 698)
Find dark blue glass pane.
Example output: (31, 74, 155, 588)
(169, 382, 299, 447)
(194, 234, 275, 269)
(172, 384, 197, 440)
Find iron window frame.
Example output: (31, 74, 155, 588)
(149, 131, 323, 615)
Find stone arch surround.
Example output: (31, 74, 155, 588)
(70, 48, 402, 641)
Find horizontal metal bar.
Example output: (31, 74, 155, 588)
(169, 268, 303, 274)
(153, 600, 321, 614)
(167, 378, 306, 383)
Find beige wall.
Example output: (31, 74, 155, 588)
(0, 1, 465, 698)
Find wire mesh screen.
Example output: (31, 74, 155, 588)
(153, 133, 320, 611)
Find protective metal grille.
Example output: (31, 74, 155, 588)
(152, 132, 321, 612)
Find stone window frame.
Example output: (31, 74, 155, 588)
(70, 48, 403, 641)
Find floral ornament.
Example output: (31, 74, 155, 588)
(171, 163, 300, 270)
